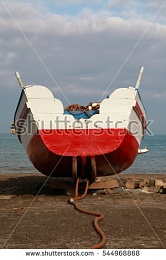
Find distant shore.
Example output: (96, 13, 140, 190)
(0, 172, 166, 178)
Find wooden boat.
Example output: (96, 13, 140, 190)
(14, 67, 146, 182)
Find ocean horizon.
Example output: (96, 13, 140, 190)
(0, 133, 165, 175)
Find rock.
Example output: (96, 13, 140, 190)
(158, 185, 166, 194)
(162, 185, 166, 194)
(155, 179, 166, 187)
(95, 190, 106, 195)
(92, 192, 97, 196)
(141, 187, 151, 193)
(104, 189, 113, 195)
(139, 179, 155, 188)
(139, 180, 145, 188)
(125, 180, 138, 189)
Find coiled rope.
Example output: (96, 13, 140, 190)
(68, 178, 107, 249)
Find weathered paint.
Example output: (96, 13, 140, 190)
(14, 76, 146, 179)
(26, 128, 139, 177)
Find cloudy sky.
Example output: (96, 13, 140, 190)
(0, 0, 166, 134)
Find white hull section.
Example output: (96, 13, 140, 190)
(14, 81, 146, 178)
(15, 85, 146, 150)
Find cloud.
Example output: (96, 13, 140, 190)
(0, 1, 166, 133)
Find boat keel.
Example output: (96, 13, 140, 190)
(72, 156, 96, 183)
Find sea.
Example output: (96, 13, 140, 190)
(0, 134, 165, 175)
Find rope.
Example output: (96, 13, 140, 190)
(68, 178, 107, 249)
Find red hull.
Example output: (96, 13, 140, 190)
(27, 129, 139, 177)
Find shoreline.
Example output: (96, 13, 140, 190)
(0, 172, 166, 183)
(0, 170, 166, 177)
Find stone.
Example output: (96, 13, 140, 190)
(155, 179, 166, 187)
(159, 185, 166, 194)
(139, 179, 155, 188)
(125, 180, 136, 189)
(104, 188, 113, 195)
(162, 185, 166, 194)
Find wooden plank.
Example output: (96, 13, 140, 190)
(89, 179, 119, 189)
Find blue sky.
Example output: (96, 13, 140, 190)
(42, 0, 165, 20)
(0, 0, 166, 134)
(45, 1, 107, 15)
